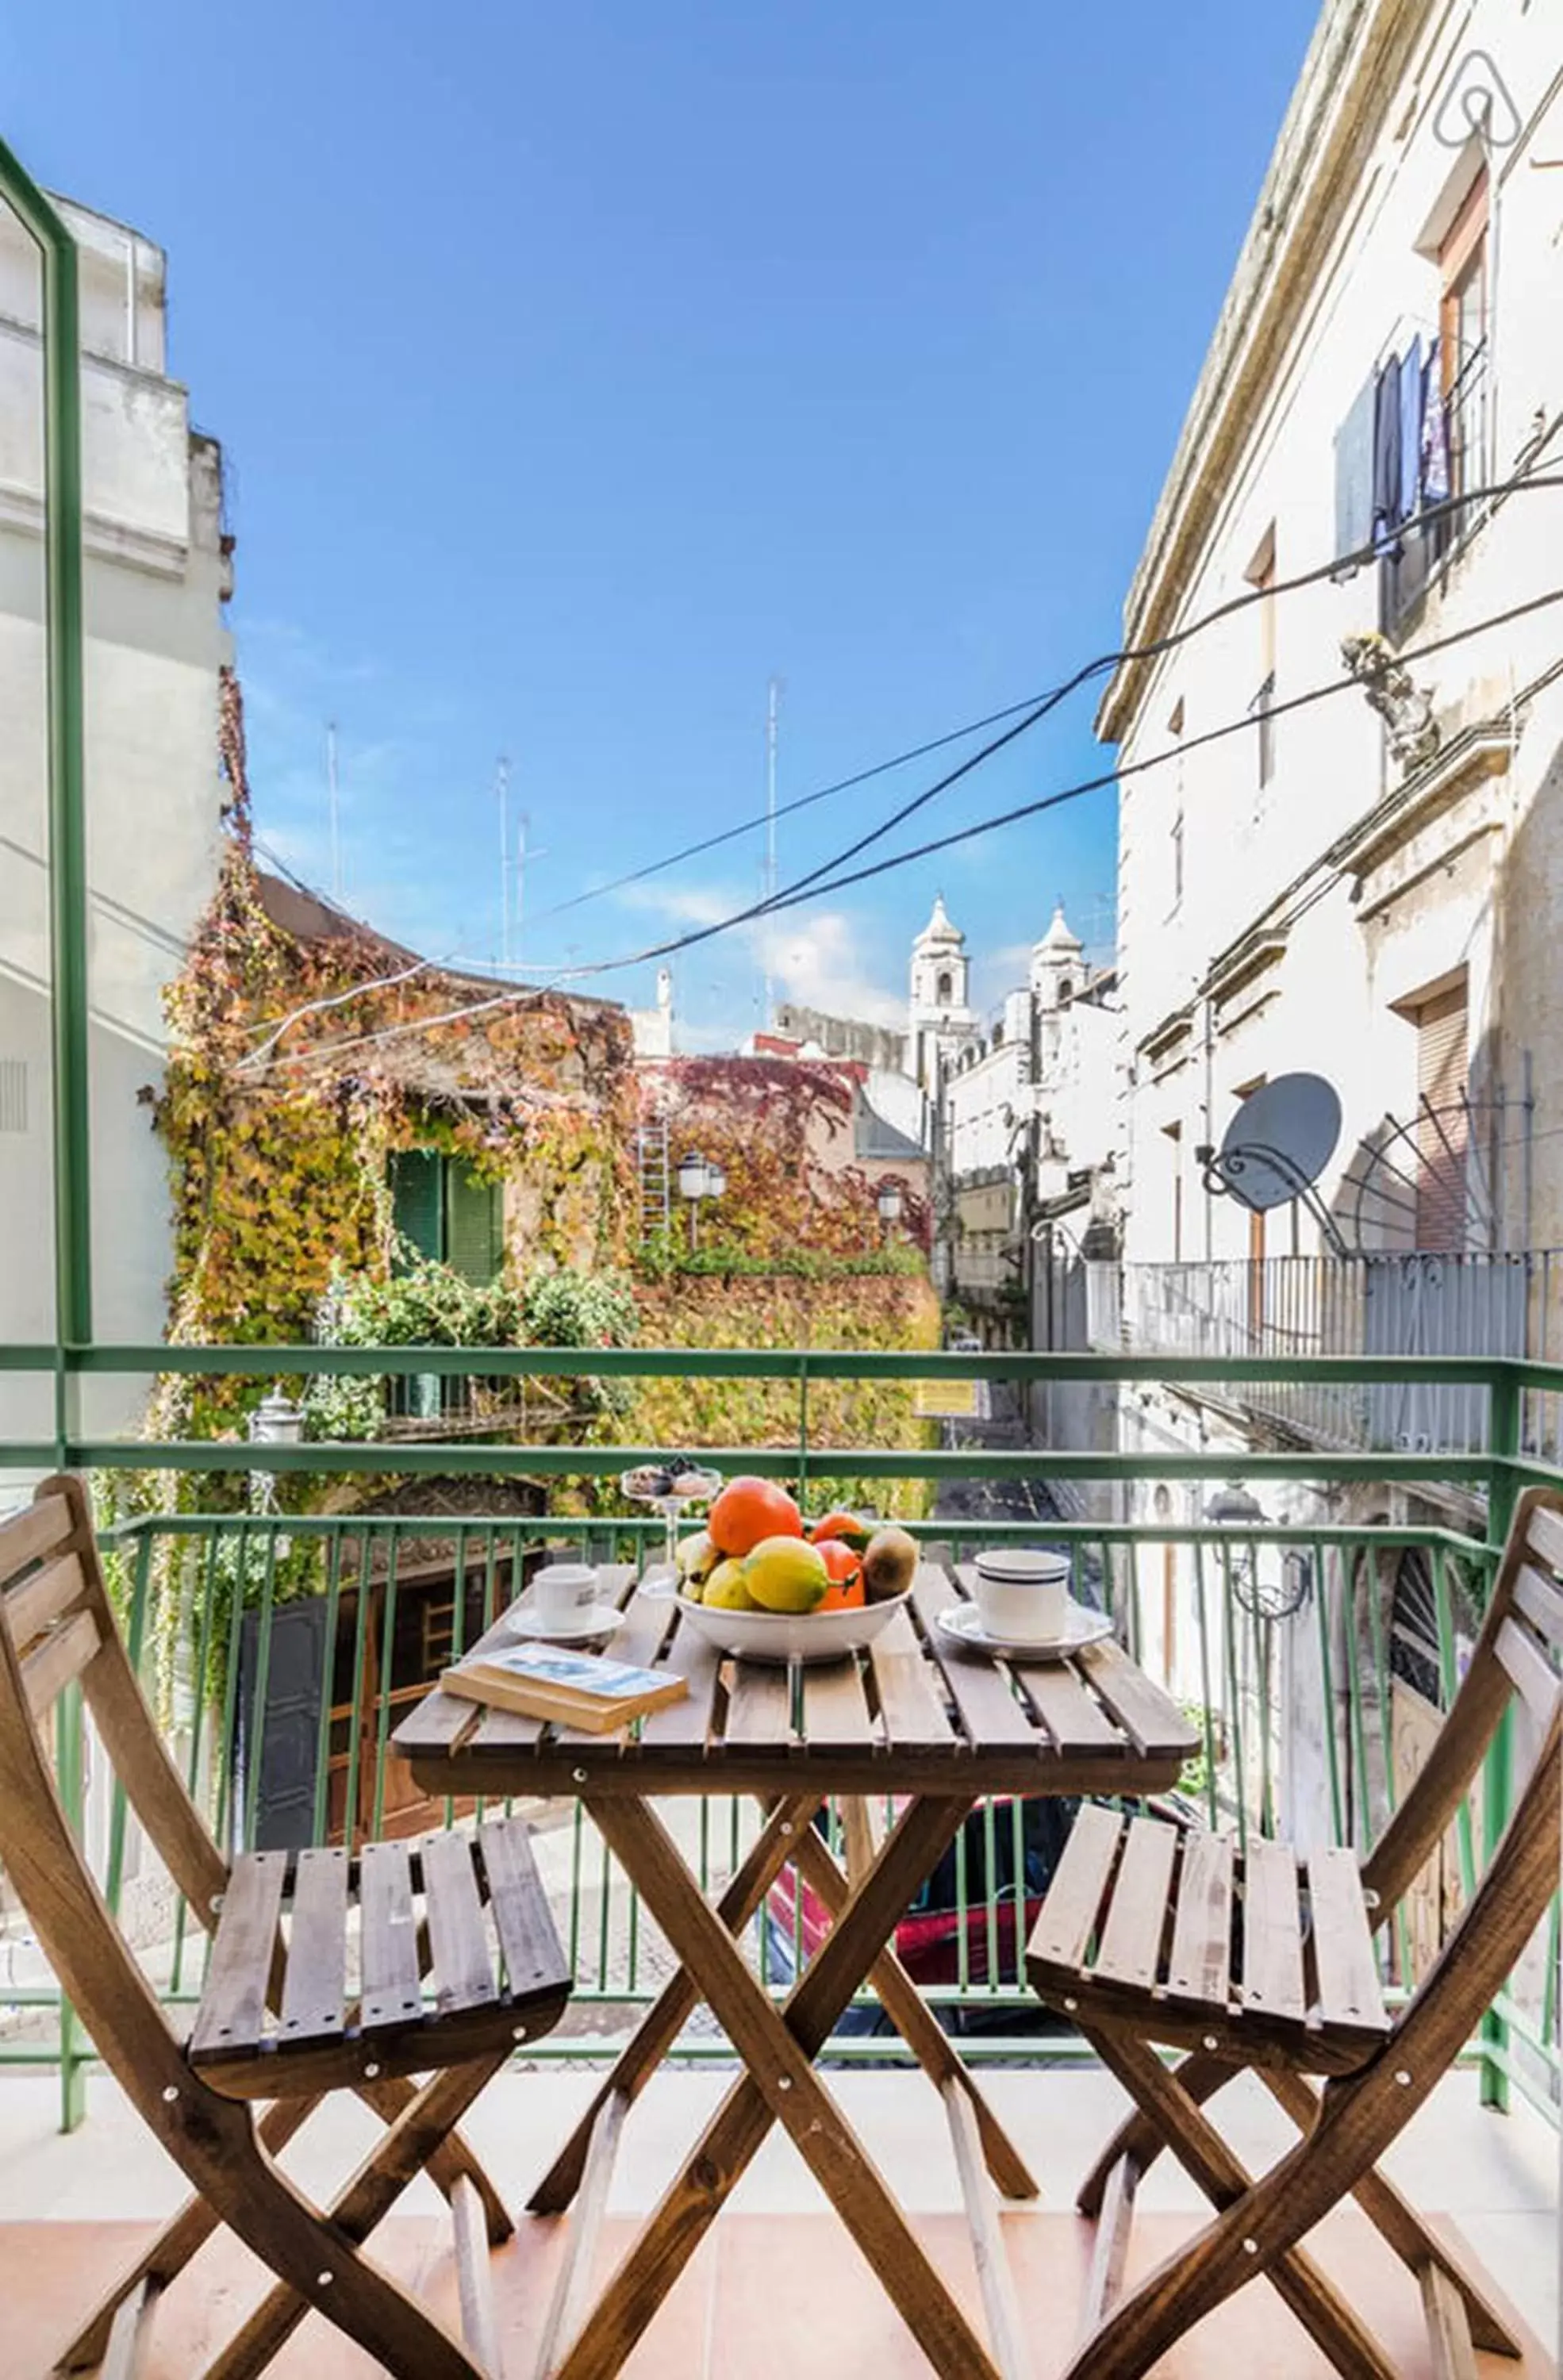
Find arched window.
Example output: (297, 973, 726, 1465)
(935, 970, 953, 1006)
(1058, 977, 1073, 1004)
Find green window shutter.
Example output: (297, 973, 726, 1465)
(445, 1164, 503, 1285)
(390, 1149, 444, 1266)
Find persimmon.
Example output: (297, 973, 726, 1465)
(816, 1537, 866, 1611)
(708, 1476, 804, 1558)
(809, 1510, 870, 1549)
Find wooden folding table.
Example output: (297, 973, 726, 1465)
(396, 1560, 1199, 2380)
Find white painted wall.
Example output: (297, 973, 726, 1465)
(1110, 0, 1563, 1276)
(0, 193, 228, 1461)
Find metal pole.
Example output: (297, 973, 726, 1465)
(0, 142, 91, 1357)
(326, 720, 342, 900)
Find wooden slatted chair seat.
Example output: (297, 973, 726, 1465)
(190, 1827, 569, 2098)
(1030, 1809, 1391, 2077)
(1026, 1486, 1563, 2380)
(0, 1478, 573, 2380)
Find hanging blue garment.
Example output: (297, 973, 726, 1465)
(1372, 351, 1404, 559)
(1400, 336, 1423, 520)
(1422, 337, 1451, 506)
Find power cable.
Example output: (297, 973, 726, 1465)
(242, 570, 1563, 1078)
(527, 468, 1563, 928)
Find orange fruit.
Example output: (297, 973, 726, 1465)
(708, 1476, 804, 1559)
(816, 1537, 865, 1612)
(809, 1510, 870, 1548)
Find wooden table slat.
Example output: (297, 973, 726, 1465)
(278, 1845, 350, 2044)
(1092, 1815, 1177, 1989)
(912, 1567, 1036, 1751)
(359, 1839, 423, 2029)
(1074, 1637, 1200, 1757)
(1165, 1828, 1234, 2009)
(866, 1606, 956, 1749)
(635, 1614, 723, 1752)
(1011, 1654, 1123, 1753)
(800, 1654, 878, 1752)
(723, 1659, 795, 1748)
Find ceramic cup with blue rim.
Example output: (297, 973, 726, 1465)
(530, 1562, 601, 1630)
(972, 1548, 1071, 1642)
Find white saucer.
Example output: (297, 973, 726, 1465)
(501, 1603, 624, 1645)
(935, 1599, 1113, 1660)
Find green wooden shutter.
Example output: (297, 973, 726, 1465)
(445, 1164, 503, 1284)
(390, 1149, 445, 1266)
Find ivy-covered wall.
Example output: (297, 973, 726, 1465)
(156, 839, 638, 1399)
(614, 1272, 943, 1521)
(638, 1055, 931, 1264)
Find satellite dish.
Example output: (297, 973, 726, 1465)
(1200, 1074, 1342, 1216)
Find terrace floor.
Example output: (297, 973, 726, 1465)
(0, 2063, 1554, 2377)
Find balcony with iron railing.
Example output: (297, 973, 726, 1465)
(0, 1340, 1558, 2367)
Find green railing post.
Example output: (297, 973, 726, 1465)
(55, 1682, 87, 2130)
(0, 144, 91, 1357)
(1480, 1362, 1522, 2110)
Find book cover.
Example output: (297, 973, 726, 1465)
(441, 1641, 686, 1732)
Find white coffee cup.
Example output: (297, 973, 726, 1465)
(530, 1562, 599, 1630)
(972, 1549, 1070, 1642)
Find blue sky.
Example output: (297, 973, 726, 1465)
(7, 1, 1317, 1045)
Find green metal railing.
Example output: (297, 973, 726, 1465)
(2, 1342, 1559, 2135)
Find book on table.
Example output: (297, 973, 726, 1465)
(440, 1641, 686, 1733)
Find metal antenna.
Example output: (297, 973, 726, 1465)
(326, 721, 342, 901)
(763, 678, 781, 1026)
(514, 806, 550, 979)
(496, 754, 512, 965)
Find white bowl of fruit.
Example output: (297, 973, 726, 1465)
(672, 1479, 919, 1666)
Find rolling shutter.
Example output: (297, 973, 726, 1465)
(390, 1148, 444, 1265)
(445, 1164, 504, 1284)
(1414, 981, 1468, 1250)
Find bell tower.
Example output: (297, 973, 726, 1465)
(908, 892, 977, 1092)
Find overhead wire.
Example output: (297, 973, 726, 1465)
(243, 466, 1561, 1067)
(527, 466, 1563, 927)
(241, 564, 1563, 1079)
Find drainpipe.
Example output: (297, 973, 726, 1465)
(0, 143, 91, 1376)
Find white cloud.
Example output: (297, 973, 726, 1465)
(613, 877, 904, 1042)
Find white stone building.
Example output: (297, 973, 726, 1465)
(0, 194, 230, 1454)
(942, 904, 1120, 1330)
(1096, 0, 1563, 1829)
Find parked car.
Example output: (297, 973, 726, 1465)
(762, 1793, 1078, 2035)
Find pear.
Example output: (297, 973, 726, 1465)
(676, 1529, 717, 1584)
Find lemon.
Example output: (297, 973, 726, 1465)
(743, 1535, 830, 1614)
(703, 1558, 758, 1611)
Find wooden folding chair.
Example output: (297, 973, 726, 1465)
(1027, 1484, 1563, 2380)
(0, 1476, 572, 2380)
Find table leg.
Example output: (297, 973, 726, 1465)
(803, 1798, 1039, 2200)
(528, 1791, 820, 2213)
(552, 1795, 993, 2380)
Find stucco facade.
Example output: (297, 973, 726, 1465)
(0, 194, 230, 1451)
(1093, 0, 1563, 1832)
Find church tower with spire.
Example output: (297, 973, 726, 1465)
(908, 892, 978, 1093)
